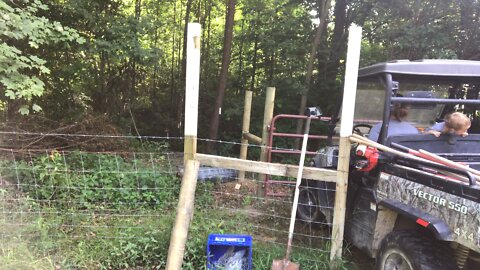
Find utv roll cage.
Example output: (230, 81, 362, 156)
(358, 59, 480, 144)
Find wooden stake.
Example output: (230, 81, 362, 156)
(167, 23, 202, 270)
(242, 132, 262, 145)
(259, 87, 275, 196)
(260, 87, 276, 163)
(330, 137, 351, 262)
(183, 23, 201, 162)
(239, 90, 253, 182)
(184, 136, 197, 161)
(330, 24, 362, 263)
(165, 160, 200, 270)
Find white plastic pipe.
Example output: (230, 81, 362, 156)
(339, 25, 362, 137)
(184, 23, 201, 137)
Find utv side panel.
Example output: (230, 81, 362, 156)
(378, 198, 452, 241)
(377, 170, 480, 254)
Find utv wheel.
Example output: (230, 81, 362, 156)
(297, 180, 325, 226)
(376, 231, 458, 270)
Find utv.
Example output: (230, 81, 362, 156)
(298, 60, 480, 270)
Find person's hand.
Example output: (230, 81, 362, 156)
(425, 130, 441, 137)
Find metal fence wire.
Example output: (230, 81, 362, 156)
(0, 132, 338, 269)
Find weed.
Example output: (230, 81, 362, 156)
(0, 152, 349, 269)
(1, 151, 179, 210)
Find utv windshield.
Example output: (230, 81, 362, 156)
(353, 77, 479, 129)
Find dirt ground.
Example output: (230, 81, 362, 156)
(346, 245, 375, 269)
(211, 180, 376, 269)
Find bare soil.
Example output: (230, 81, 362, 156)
(211, 180, 376, 269)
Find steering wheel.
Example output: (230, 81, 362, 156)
(353, 124, 373, 137)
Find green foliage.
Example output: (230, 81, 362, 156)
(1, 151, 178, 209)
(0, 0, 84, 114)
(2, 0, 480, 137)
(0, 150, 182, 269)
(352, 0, 480, 61)
(60, 215, 174, 269)
(1, 162, 349, 269)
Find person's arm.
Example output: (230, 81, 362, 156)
(368, 124, 381, 142)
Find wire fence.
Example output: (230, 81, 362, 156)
(0, 131, 339, 269)
(193, 138, 337, 269)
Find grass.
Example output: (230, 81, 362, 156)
(0, 151, 352, 269)
(0, 243, 55, 270)
(0, 191, 351, 269)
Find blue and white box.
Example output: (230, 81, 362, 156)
(206, 234, 252, 270)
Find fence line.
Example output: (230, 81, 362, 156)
(0, 131, 333, 156)
(0, 132, 342, 269)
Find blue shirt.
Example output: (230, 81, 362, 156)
(368, 120, 419, 142)
(430, 122, 445, 131)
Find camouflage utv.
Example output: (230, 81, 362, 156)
(298, 60, 480, 270)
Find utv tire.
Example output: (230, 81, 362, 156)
(297, 180, 325, 227)
(376, 230, 458, 270)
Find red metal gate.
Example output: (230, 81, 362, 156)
(265, 114, 332, 196)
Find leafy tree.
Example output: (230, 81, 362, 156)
(3, 0, 480, 145)
(0, 0, 84, 116)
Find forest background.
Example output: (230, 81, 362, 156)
(2, 0, 480, 152)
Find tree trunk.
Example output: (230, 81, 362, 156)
(206, 0, 236, 153)
(458, 0, 476, 59)
(327, 0, 347, 78)
(202, 0, 212, 75)
(170, 0, 177, 112)
(238, 18, 245, 90)
(250, 34, 258, 93)
(130, 0, 141, 103)
(295, 0, 332, 143)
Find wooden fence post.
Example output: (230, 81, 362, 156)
(165, 159, 200, 270)
(259, 87, 275, 196)
(330, 24, 362, 263)
(165, 23, 201, 270)
(183, 23, 201, 162)
(239, 90, 253, 182)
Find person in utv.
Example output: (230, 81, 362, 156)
(368, 103, 419, 142)
(426, 112, 471, 137)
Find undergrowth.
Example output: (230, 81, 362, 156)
(0, 151, 349, 269)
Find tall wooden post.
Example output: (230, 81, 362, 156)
(330, 25, 362, 262)
(259, 87, 275, 196)
(165, 23, 201, 270)
(239, 90, 253, 182)
(165, 160, 200, 270)
(183, 23, 201, 162)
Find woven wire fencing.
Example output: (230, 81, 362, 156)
(0, 132, 184, 269)
(0, 132, 339, 269)
(191, 138, 337, 269)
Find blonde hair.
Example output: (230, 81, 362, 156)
(444, 112, 471, 133)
